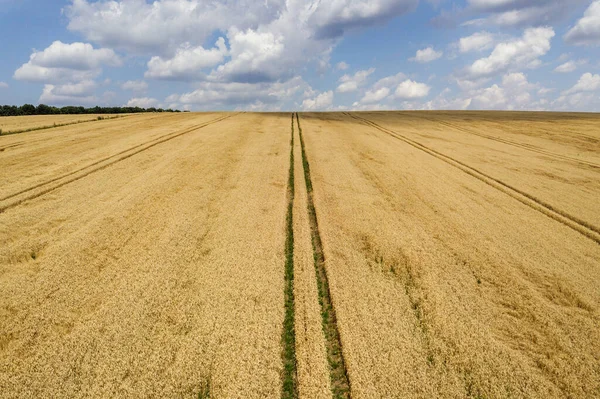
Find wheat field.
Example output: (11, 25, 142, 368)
(0, 111, 599, 398)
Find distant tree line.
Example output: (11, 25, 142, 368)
(0, 104, 181, 117)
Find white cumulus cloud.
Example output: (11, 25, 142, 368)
(337, 68, 375, 92)
(126, 97, 160, 108)
(121, 80, 149, 92)
(336, 61, 349, 70)
(167, 77, 306, 110)
(39, 82, 99, 105)
(463, 27, 554, 82)
(146, 38, 227, 81)
(394, 80, 431, 99)
(211, 28, 287, 83)
(564, 1, 600, 46)
(66, 0, 418, 87)
(14, 64, 98, 84)
(28, 41, 120, 70)
(360, 87, 391, 104)
(355, 72, 409, 105)
(423, 89, 472, 110)
(65, 0, 270, 55)
(303, 0, 418, 39)
(553, 73, 600, 111)
(461, 0, 588, 28)
(459, 31, 494, 53)
(49, 80, 97, 97)
(410, 47, 443, 63)
(14, 41, 120, 84)
(66, 0, 418, 54)
(554, 61, 577, 73)
(302, 90, 334, 110)
(563, 73, 600, 95)
(470, 72, 540, 110)
(372, 72, 407, 90)
(472, 84, 507, 109)
(420, 72, 544, 111)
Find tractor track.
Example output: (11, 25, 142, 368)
(344, 112, 600, 245)
(0, 113, 180, 152)
(0, 113, 237, 214)
(297, 113, 352, 398)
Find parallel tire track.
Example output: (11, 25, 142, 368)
(282, 113, 299, 398)
(0, 114, 236, 214)
(344, 112, 600, 245)
(416, 115, 600, 169)
(297, 113, 352, 398)
(0, 114, 172, 152)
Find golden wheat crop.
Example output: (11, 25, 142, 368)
(0, 111, 598, 398)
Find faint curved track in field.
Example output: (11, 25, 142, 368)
(0, 114, 237, 214)
(344, 112, 600, 245)
(0, 142, 26, 152)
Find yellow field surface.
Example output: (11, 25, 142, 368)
(0, 113, 289, 397)
(0, 114, 131, 134)
(0, 111, 598, 398)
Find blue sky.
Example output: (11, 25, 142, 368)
(0, 0, 599, 111)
